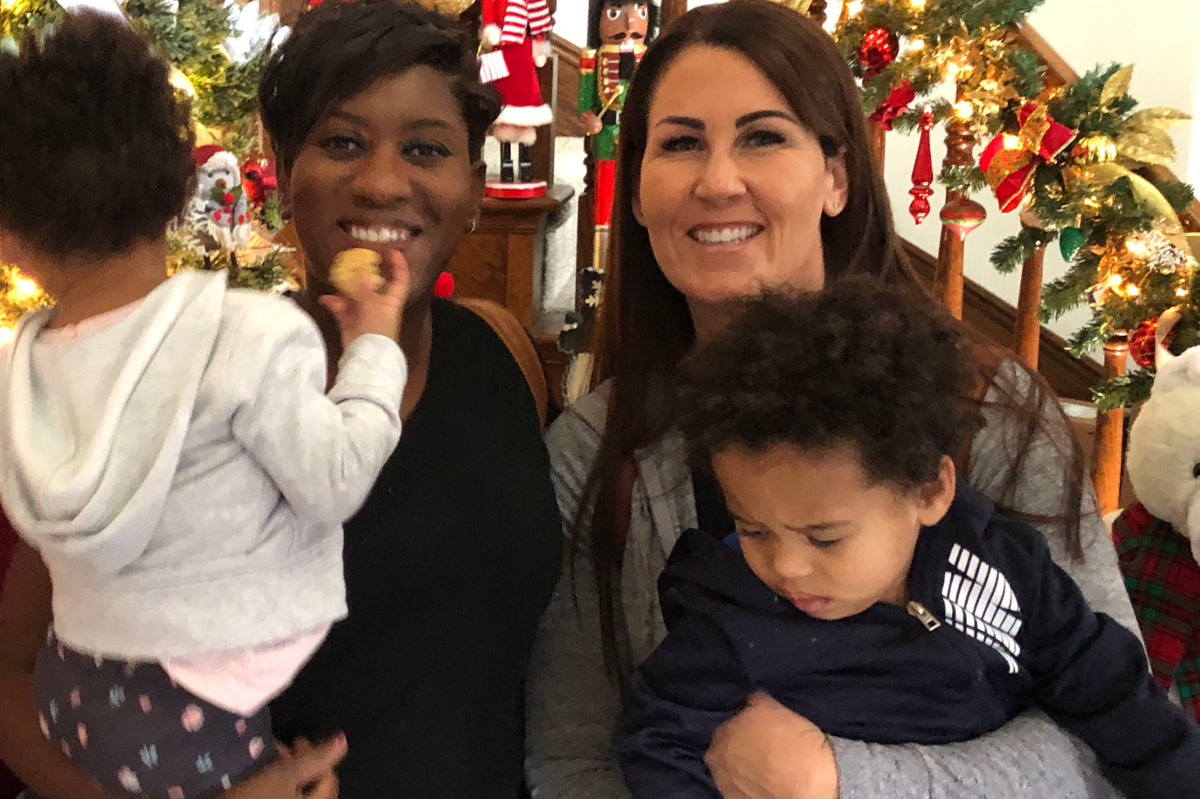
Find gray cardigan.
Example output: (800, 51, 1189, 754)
(527, 362, 1137, 798)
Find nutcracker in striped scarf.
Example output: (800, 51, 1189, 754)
(1115, 308, 1200, 721)
(479, 0, 554, 198)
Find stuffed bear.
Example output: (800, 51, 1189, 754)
(1115, 308, 1200, 722)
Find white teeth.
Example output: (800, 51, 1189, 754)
(691, 225, 759, 245)
(349, 226, 411, 243)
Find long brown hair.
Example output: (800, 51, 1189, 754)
(574, 0, 1085, 678)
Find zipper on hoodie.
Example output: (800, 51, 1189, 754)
(906, 601, 941, 631)
(906, 597, 1014, 728)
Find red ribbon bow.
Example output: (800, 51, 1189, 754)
(869, 80, 916, 132)
(979, 102, 1075, 213)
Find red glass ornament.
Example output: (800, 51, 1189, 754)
(1129, 317, 1174, 369)
(434, 271, 455, 298)
(909, 107, 934, 224)
(858, 27, 899, 79)
(939, 196, 987, 241)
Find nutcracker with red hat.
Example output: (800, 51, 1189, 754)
(186, 144, 251, 252)
(478, 0, 554, 199)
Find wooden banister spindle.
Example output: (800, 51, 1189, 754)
(808, 0, 828, 26)
(1013, 242, 1046, 368)
(1091, 334, 1129, 514)
(869, 119, 887, 170)
(934, 91, 976, 319)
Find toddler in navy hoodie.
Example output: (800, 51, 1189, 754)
(615, 281, 1200, 799)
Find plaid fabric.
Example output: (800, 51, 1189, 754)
(1112, 503, 1200, 722)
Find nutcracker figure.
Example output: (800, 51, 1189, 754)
(479, 0, 554, 199)
(580, 0, 652, 244)
(558, 0, 655, 403)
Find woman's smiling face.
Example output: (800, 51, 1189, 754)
(285, 66, 484, 304)
(634, 45, 848, 309)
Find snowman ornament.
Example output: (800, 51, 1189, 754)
(186, 145, 251, 252)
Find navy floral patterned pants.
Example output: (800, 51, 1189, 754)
(33, 630, 277, 798)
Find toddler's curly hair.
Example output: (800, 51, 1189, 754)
(676, 279, 985, 490)
(0, 11, 194, 257)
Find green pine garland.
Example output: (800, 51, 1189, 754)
(837, 0, 1046, 135)
(124, 0, 270, 154)
(975, 61, 1196, 408)
(837, 6, 1197, 411)
(939, 164, 989, 194)
(3, 0, 273, 157)
(0, 0, 62, 41)
(1092, 371, 1154, 413)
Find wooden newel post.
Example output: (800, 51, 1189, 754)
(1091, 334, 1129, 514)
(1013, 243, 1046, 369)
(934, 93, 976, 320)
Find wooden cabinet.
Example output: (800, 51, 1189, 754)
(446, 184, 574, 329)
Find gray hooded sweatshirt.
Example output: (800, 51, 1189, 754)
(0, 269, 406, 659)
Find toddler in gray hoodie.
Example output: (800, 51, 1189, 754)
(0, 12, 407, 798)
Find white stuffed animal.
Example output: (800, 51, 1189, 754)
(1125, 308, 1200, 563)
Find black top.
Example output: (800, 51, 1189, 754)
(617, 480, 1200, 799)
(271, 299, 562, 799)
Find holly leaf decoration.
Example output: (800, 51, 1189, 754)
(1126, 107, 1192, 131)
(210, 182, 243, 206)
(1100, 64, 1134, 106)
(1118, 128, 1178, 166)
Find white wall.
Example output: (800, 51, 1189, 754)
(555, 0, 588, 45)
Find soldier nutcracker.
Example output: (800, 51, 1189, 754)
(558, 0, 654, 402)
(580, 0, 652, 250)
(479, 0, 554, 199)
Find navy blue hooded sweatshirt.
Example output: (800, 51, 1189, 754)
(614, 480, 1200, 799)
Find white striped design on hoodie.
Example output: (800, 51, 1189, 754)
(941, 543, 1023, 674)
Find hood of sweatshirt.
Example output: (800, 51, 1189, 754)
(0, 269, 227, 577)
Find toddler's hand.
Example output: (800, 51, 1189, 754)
(320, 251, 410, 347)
(223, 733, 346, 798)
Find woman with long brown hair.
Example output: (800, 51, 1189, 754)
(526, 2, 1136, 797)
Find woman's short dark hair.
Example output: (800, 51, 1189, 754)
(0, 11, 194, 257)
(259, 0, 500, 178)
(677, 281, 984, 491)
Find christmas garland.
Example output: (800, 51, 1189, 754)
(1, 0, 279, 157)
(836, 0, 1045, 147)
(983, 64, 1196, 410)
(836, 3, 1197, 411)
(166, 226, 297, 293)
(0, 0, 63, 40)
